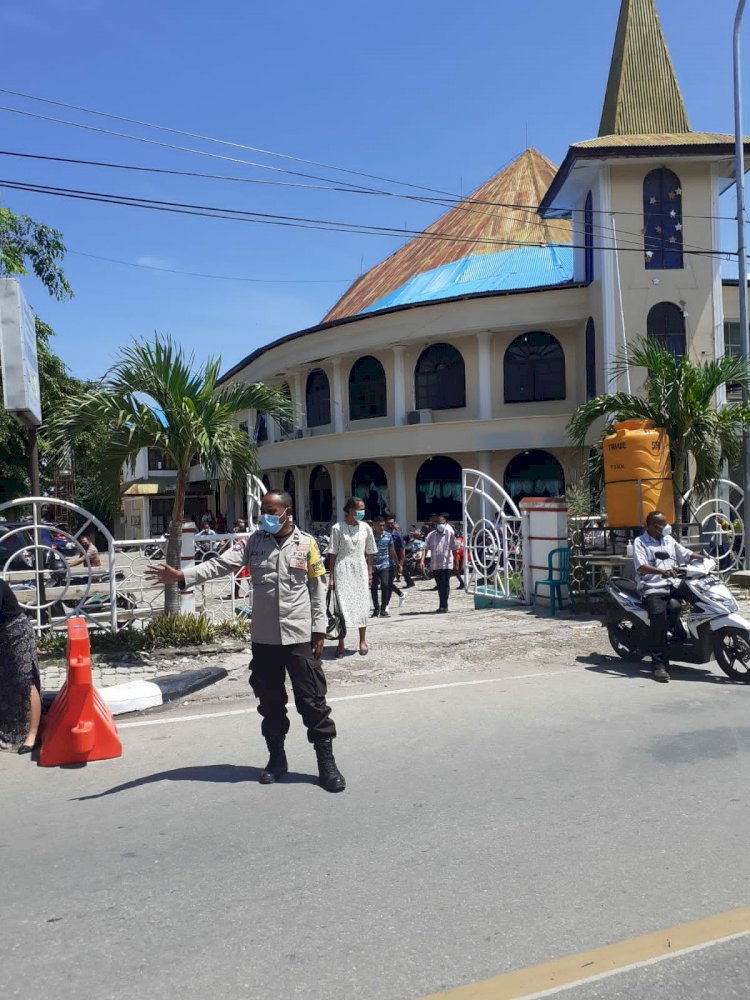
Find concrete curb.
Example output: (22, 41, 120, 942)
(41, 666, 228, 716)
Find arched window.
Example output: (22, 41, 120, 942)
(283, 469, 296, 520)
(416, 456, 462, 522)
(504, 450, 565, 503)
(584, 191, 594, 282)
(414, 343, 466, 410)
(306, 369, 331, 428)
(309, 465, 332, 524)
(253, 411, 268, 443)
(278, 382, 293, 438)
(644, 168, 683, 270)
(504, 332, 566, 403)
(647, 302, 686, 359)
(585, 318, 596, 400)
(351, 461, 389, 518)
(349, 356, 387, 420)
(261, 474, 271, 490)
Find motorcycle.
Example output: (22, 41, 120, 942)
(605, 557, 750, 682)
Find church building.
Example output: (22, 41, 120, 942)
(213, 0, 750, 531)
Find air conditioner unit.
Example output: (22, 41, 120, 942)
(406, 409, 433, 425)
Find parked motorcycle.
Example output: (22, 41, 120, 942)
(604, 557, 750, 682)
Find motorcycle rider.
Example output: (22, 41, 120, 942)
(633, 510, 704, 683)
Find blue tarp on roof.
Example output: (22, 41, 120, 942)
(360, 243, 575, 314)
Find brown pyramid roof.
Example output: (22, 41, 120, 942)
(599, 0, 690, 137)
(323, 148, 572, 322)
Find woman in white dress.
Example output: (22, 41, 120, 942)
(328, 497, 377, 657)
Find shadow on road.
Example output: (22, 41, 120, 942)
(577, 653, 729, 684)
(71, 763, 319, 800)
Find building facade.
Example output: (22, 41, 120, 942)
(122, 0, 750, 536)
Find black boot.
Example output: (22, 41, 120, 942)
(314, 739, 346, 792)
(259, 736, 288, 784)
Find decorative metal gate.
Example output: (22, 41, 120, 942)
(0, 496, 117, 636)
(685, 478, 745, 575)
(462, 469, 526, 602)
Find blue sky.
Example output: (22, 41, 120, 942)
(0, 0, 746, 381)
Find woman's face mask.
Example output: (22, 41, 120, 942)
(436, 523, 447, 534)
(354, 510, 366, 521)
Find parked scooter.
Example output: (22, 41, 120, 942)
(605, 557, 750, 681)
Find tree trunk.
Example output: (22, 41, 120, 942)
(672, 451, 687, 536)
(164, 468, 187, 615)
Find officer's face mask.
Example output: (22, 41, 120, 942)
(661, 524, 673, 538)
(260, 511, 287, 534)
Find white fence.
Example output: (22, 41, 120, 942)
(0, 496, 254, 636)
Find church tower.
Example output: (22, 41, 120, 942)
(540, 0, 747, 394)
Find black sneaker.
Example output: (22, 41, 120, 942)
(380, 610, 390, 618)
(371, 610, 380, 618)
(652, 666, 670, 683)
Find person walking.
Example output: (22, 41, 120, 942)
(370, 516, 398, 618)
(385, 515, 408, 607)
(146, 491, 345, 792)
(328, 498, 377, 657)
(0, 579, 42, 754)
(420, 515, 458, 613)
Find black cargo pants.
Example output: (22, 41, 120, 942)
(643, 582, 691, 665)
(249, 642, 336, 743)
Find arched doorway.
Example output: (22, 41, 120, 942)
(309, 465, 332, 525)
(416, 456, 462, 522)
(351, 461, 389, 518)
(503, 450, 565, 503)
(283, 469, 296, 520)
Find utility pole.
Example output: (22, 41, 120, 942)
(28, 425, 41, 496)
(734, 0, 750, 567)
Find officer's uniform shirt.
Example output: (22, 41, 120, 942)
(633, 530, 694, 597)
(182, 525, 327, 644)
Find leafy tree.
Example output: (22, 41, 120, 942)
(568, 339, 750, 525)
(0, 207, 73, 299)
(0, 318, 118, 523)
(46, 335, 293, 612)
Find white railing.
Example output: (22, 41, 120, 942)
(112, 532, 253, 626)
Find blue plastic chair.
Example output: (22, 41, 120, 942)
(533, 547, 575, 616)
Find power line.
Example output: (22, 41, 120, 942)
(0, 86, 458, 196)
(68, 249, 353, 283)
(0, 176, 736, 261)
(0, 148, 724, 259)
(0, 107, 738, 224)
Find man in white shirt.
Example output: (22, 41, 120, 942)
(633, 510, 703, 683)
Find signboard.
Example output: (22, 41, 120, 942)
(0, 278, 41, 426)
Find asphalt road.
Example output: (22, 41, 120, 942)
(3, 659, 750, 1000)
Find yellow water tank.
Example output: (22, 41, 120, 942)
(603, 419, 675, 526)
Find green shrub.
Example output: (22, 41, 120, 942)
(37, 612, 251, 655)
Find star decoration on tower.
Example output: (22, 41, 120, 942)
(670, 210, 677, 218)
(649, 197, 657, 205)
(668, 236, 677, 244)
(675, 223, 683, 232)
(668, 191, 677, 200)
(655, 226, 663, 234)
(675, 188, 682, 195)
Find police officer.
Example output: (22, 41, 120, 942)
(146, 490, 345, 792)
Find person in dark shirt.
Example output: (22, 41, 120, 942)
(0, 579, 42, 754)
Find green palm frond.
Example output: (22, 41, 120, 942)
(569, 337, 750, 499)
(44, 334, 293, 504)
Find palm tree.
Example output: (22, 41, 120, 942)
(568, 339, 750, 524)
(46, 335, 292, 612)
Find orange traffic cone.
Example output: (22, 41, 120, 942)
(39, 617, 122, 767)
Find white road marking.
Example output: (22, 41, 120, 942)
(118, 668, 575, 729)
